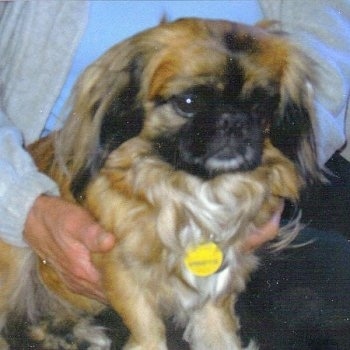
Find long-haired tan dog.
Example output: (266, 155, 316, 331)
(0, 18, 321, 349)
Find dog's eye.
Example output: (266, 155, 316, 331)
(171, 94, 201, 118)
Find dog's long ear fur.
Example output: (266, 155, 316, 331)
(55, 41, 147, 200)
(269, 44, 322, 183)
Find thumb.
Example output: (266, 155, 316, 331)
(82, 223, 116, 253)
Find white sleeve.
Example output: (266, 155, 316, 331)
(260, 0, 350, 164)
(0, 1, 87, 246)
(0, 111, 59, 247)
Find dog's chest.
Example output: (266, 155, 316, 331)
(89, 164, 260, 310)
(153, 196, 257, 310)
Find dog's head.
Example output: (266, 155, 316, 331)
(56, 18, 321, 200)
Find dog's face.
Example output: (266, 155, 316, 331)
(150, 66, 268, 177)
(59, 18, 320, 198)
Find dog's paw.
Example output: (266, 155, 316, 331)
(29, 323, 77, 350)
(29, 317, 111, 350)
(73, 319, 112, 350)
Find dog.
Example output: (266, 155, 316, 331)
(0, 18, 321, 349)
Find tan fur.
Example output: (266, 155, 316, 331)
(0, 18, 320, 349)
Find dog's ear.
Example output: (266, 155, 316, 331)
(71, 109, 144, 202)
(270, 49, 323, 183)
(270, 93, 316, 180)
(98, 56, 145, 151)
(56, 45, 146, 201)
(72, 57, 145, 201)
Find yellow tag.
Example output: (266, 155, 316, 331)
(184, 242, 223, 277)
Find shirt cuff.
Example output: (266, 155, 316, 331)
(0, 171, 59, 247)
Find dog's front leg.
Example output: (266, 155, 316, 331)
(101, 260, 167, 350)
(183, 298, 248, 350)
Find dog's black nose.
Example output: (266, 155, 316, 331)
(218, 112, 249, 138)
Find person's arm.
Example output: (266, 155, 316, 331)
(0, 111, 59, 246)
(0, 2, 116, 301)
(0, 110, 115, 301)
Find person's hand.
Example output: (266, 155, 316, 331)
(24, 195, 281, 301)
(242, 202, 284, 252)
(24, 195, 115, 303)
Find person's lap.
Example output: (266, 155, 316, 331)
(238, 153, 350, 349)
(103, 153, 350, 350)
(8, 155, 349, 349)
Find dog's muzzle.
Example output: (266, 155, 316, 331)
(203, 110, 263, 172)
(177, 107, 264, 175)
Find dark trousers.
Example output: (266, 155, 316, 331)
(238, 153, 350, 350)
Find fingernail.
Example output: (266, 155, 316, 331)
(97, 232, 115, 250)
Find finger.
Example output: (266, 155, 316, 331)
(61, 272, 106, 303)
(242, 203, 284, 252)
(80, 223, 116, 253)
(52, 256, 107, 302)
